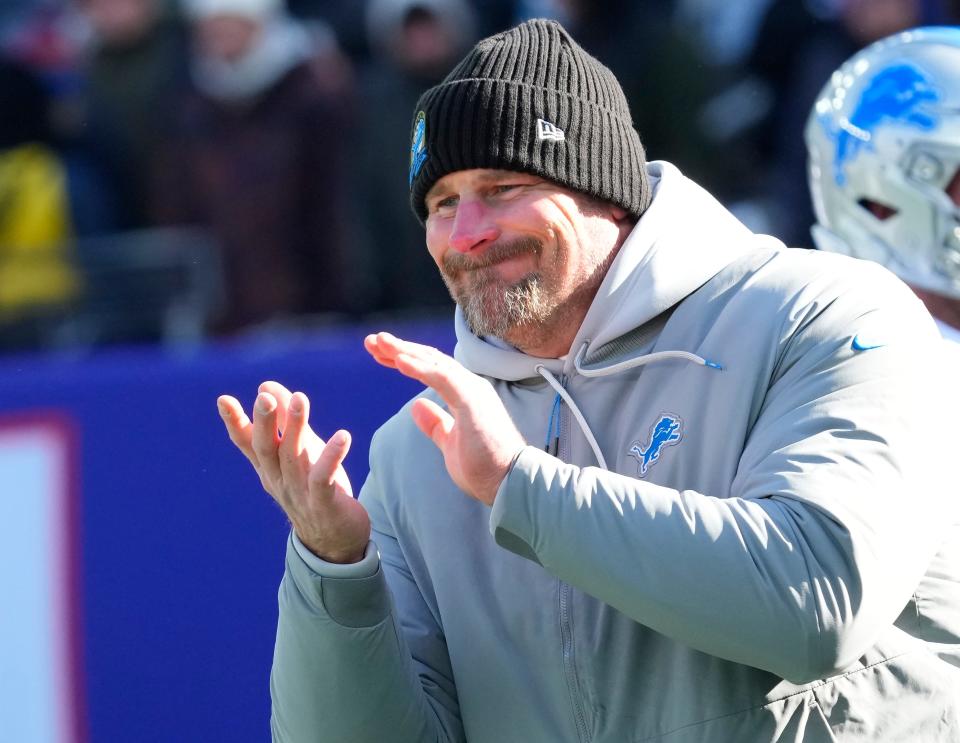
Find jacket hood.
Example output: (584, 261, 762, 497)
(454, 161, 782, 381)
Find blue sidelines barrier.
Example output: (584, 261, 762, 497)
(0, 318, 454, 743)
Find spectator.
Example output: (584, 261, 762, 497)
(353, 0, 477, 313)
(0, 55, 80, 345)
(74, 0, 189, 229)
(152, 0, 362, 333)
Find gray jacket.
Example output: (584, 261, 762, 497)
(271, 162, 960, 742)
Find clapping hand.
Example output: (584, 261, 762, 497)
(365, 332, 526, 506)
(217, 381, 369, 563)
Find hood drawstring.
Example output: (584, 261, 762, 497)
(573, 343, 723, 377)
(535, 363, 609, 471)
(535, 342, 724, 471)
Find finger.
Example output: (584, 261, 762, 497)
(363, 334, 397, 369)
(366, 332, 474, 410)
(259, 380, 293, 434)
(369, 332, 444, 365)
(277, 392, 307, 486)
(308, 430, 352, 499)
(252, 392, 282, 483)
(279, 391, 323, 465)
(282, 391, 309, 452)
(217, 395, 260, 468)
(411, 398, 455, 450)
(365, 331, 449, 370)
(393, 350, 472, 411)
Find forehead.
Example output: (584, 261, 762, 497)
(426, 168, 543, 198)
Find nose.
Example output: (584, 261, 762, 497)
(448, 199, 500, 254)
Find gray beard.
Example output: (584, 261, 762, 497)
(459, 274, 547, 339)
(440, 238, 553, 340)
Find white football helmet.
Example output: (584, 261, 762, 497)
(805, 27, 960, 298)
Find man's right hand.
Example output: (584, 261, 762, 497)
(217, 381, 370, 564)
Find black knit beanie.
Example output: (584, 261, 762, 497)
(408, 18, 651, 223)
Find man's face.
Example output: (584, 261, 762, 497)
(194, 14, 262, 63)
(424, 169, 626, 353)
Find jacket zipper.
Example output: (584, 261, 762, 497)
(555, 380, 590, 742)
(560, 581, 589, 742)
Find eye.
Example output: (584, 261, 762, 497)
(489, 183, 527, 200)
(430, 195, 459, 215)
(492, 178, 541, 196)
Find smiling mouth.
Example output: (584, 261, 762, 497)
(469, 253, 528, 275)
(443, 237, 542, 280)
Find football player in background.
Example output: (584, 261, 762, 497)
(806, 26, 960, 342)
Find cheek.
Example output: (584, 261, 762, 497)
(424, 219, 450, 268)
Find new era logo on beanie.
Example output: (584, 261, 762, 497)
(408, 18, 651, 224)
(536, 119, 565, 142)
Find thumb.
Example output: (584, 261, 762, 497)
(411, 398, 455, 450)
(309, 430, 352, 497)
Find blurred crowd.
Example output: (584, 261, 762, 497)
(0, 0, 957, 351)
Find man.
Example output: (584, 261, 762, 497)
(150, 0, 361, 332)
(218, 19, 960, 742)
(805, 26, 960, 342)
(75, 0, 189, 230)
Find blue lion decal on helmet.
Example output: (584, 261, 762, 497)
(630, 414, 683, 477)
(822, 63, 940, 185)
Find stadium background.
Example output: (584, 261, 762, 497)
(0, 0, 957, 740)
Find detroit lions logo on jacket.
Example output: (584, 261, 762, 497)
(630, 413, 683, 477)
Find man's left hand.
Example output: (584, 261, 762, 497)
(365, 332, 526, 506)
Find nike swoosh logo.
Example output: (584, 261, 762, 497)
(851, 334, 884, 351)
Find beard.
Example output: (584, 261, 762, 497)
(440, 237, 559, 341)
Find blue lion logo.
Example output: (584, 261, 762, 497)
(823, 63, 940, 185)
(409, 111, 428, 186)
(630, 414, 683, 477)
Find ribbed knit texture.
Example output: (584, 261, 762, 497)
(408, 18, 651, 223)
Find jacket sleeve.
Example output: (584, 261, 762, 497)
(489, 278, 958, 684)
(270, 464, 464, 743)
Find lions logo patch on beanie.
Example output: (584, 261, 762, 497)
(409, 111, 428, 187)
